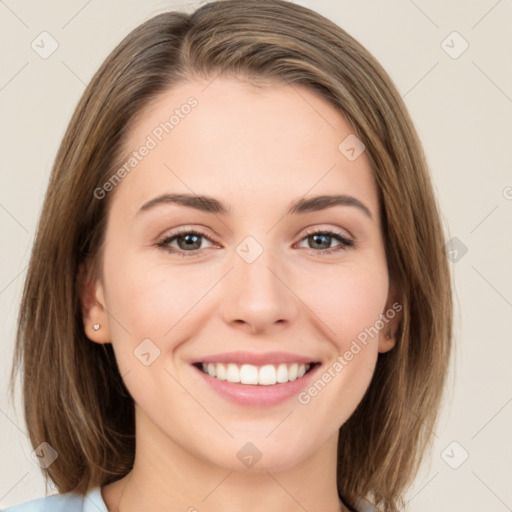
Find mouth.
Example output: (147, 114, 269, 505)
(191, 352, 322, 406)
(192, 361, 320, 386)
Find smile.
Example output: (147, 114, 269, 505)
(195, 362, 316, 385)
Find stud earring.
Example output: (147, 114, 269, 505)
(385, 332, 393, 339)
(93, 324, 101, 331)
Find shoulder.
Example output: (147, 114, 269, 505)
(1, 493, 84, 512)
(2, 487, 107, 512)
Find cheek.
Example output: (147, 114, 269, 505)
(101, 253, 212, 406)
(103, 249, 216, 350)
(300, 260, 389, 348)
(293, 267, 387, 425)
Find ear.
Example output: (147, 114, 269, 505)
(78, 261, 112, 344)
(377, 282, 402, 354)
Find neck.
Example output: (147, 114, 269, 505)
(103, 407, 348, 512)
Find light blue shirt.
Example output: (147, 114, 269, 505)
(1, 487, 107, 512)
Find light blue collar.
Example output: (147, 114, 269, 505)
(83, 487, 108, 512)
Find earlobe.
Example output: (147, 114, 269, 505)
(378, 331, 397, 353)
(378, 284, 402, 354)
(79, 261, 112, 344)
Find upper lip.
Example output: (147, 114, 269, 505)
(193, 351, 319, 366)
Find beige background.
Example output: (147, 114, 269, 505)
(1, 1, 511, 510)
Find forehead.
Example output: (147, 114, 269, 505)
(110, 76, 379, 222)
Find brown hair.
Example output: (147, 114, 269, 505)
(11, 1, 453, 511)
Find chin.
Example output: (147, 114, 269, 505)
(200, 435, 319, 474)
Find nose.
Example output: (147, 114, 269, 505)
(220, 242, 299, 335)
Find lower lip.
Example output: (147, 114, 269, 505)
(192, 364, 320, 406)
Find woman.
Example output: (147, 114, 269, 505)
(7, 1, 452, 511)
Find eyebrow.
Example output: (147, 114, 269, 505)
(136, 193, 373, 220)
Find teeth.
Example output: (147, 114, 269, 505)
(276, 363, 289, 383)
(216, 363, 227, 380)
(200, 362, 312, 385)
(288, 363, 298, 381)
(225, 363, 240, 383)
(259, 364, 276, 385)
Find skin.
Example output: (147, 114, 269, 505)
(82, 76, 401, 512)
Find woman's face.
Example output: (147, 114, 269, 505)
(84, 76, 399, 473)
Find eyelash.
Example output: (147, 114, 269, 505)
(156, 227, 355, 258)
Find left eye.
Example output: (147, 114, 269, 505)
(157, 228, 354, 257)
(297, 229, 354, 254)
